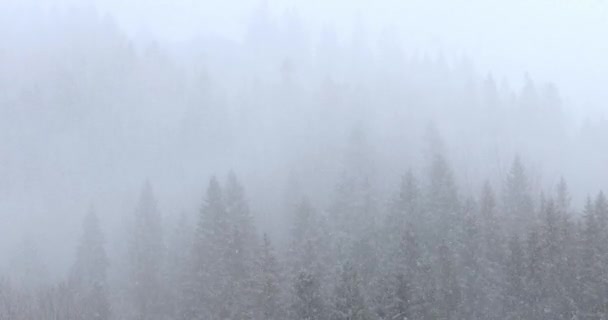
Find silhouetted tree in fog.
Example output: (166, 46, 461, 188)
(128, 182, 165, 320)
(69, 208, 110, 320)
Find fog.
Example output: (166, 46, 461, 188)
(1, 0, 608, 319)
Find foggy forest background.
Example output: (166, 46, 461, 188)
(2, 1, 608, 319)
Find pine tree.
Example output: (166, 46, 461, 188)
(374, 226, 431, 320)
(128, 182, 165, 320)
(167, 213, 194, 320)
(386, 170, 421, 245)
(258, 234, 284, 320)
(460, 198, 493, 320)
(580, 196, 601, 316)
(504, 236, 525, 319)
(436, 240, 461, 320)
(292, 271, 326, 320)
(69, 208, 110, 320)
(595, 191, 608, 235)
(427, 150, 459, 220)
(330, 127, 378, 275)
(289, 197, 332, 290)
(478, 181, 509, 319)
(539, 198, 571, 319)
(503, 156, 534, 236)
(479, 181, 503, 263)
(555, 177, 571, 218)
(425, 125, 460, 245)
(332, 262, 370, 320)
(189, 176, 227, 320)
(524, 228, 544, 319)
(589, 192, 608, 317)
(223, 172, 260, 320)
(384, 273, 414, 320)
(378, 171, 429, 318)
(188, 174, 262, 320)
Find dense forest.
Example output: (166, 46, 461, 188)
(2, 2, 608, 320)
(3, 140, 608, 319)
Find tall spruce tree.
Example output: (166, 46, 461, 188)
(330, 127, 378, 277)
(223, 172, 260, 320)
(332, 262, 370, 320)
(189, 176, 228, 320)
(477, 182, 505, 320)
(289, 198, 325, 274)
(292, 271, 326, 320)
(167, 213, 194, 320)
(258, 233, 284, 320)
(503, 156, 534, 236)
(128, 182, 165, 320)
(425, 125, 460, 246)
(69, 208, 110, 320)
(436, 240, 461, 320)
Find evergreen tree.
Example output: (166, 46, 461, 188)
(377, 172, 430, 320)
(167, 213, 194, 320)
(392, 274, 414, 320)
(425, 125, 460, 245)
(188, 174, 262, 320)
(223, 172, 260, 320)
(258, 234, 284, 320)
(503, 236, 525, 319)
(524, 228, 544, 319)
(582, 192, 608, 318)
(189, 176, 227, 320)
(292, 271, 326, 320)
(374, 226, 431, 320)
(503, 156, 534, 236)
(69, 208, 110, 320)
(128, 182, 165, 320)
(330, 127, 378, 276)
(555, 177, 571, 217)
(539, 198, 572, 319)
(386, 170, 421, 245)
(332, 262, 370, 320)
(580, 196, 601, 316)
(595, 191, 608, 235)
(460, 198, 494, 320)
(479, 181, 503, 263)
(436, 241, 461, 320)
(289, 198, 326, 274)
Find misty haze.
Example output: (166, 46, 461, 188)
(1, 0, 608, 319)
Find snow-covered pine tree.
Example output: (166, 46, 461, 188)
(69, 208, 110, 320)
(257, 233, 284, 320)
(331, 262, 371, 320)
(502, 156, 534, 236)
(292, 271, 326, 320)
(223, 172, 261, 320)
(127, 182, 165, 320)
